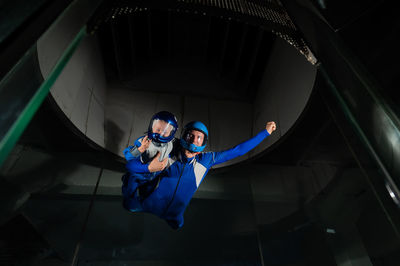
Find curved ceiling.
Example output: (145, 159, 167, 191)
(97, 9, 275, 102)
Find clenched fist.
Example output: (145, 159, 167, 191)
(265, 121, 277, 134)
(138, 136, 151, 153)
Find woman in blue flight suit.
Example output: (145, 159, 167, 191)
(122, 120, 277, 229)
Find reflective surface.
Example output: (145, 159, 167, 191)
(0, 0, 100, 168)
(0, 0, 48, 44)
(281, 0, 400, 206)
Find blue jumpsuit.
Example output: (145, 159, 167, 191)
(122, 129, 270, 229)
(121, 136, 175, 198)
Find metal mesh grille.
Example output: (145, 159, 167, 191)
(90, 0, 317, 64)
(176, 0, 296, 29)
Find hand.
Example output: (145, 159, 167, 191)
(148, 152, 168, 172)
(265, 121, 277, 134)
(138, 136, 151, 153)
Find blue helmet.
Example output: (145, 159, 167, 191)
(147, 111, 178, 143)
(180, 121, 209, 152)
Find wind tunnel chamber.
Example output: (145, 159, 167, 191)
(1, 0, 400, 265)
(36, 2, 317, 168)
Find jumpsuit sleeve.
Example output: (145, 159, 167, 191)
(126, 157, 150, 174)
(123, 137, 144, 161)
(211, 130, 270, 166)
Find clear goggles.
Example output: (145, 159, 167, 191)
(151, 119, 176, 137)
(183, 130, 205, 145)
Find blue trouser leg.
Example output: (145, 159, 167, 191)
(123, 194, 143, 212)
(166, 215, 184, 230)
(121, 173, 143, 212)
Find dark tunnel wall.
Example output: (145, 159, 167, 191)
(36, 4, 317, 168)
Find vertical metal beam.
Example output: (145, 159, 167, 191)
(234, 23, 249, 78)
(243, 27, 263, 93)
(71, 168, 104, 266)
(167, 9, 172, 62)
(247, 175, 265, 266)
(128, 15, 137, 76)
(218, 19, 231, 77)
(110, 22, 123, 80)
(203, 15, 212, 63)
(147, 10, 152, 57)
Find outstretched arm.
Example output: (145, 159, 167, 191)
(211, 121, 276, 166)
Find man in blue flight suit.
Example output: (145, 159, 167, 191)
(122, 120, 277, 229)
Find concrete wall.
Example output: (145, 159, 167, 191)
(36, 0, 106, 147)
(105, 88, 253, 168)
(105, 37, 316, 167)
(48, 35, 106, 147)
(251, 37, 317, 157)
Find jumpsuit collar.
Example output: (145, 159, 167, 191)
(179, 150, 196, 164)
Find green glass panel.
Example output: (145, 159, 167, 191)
(0, 27, 87, 168)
